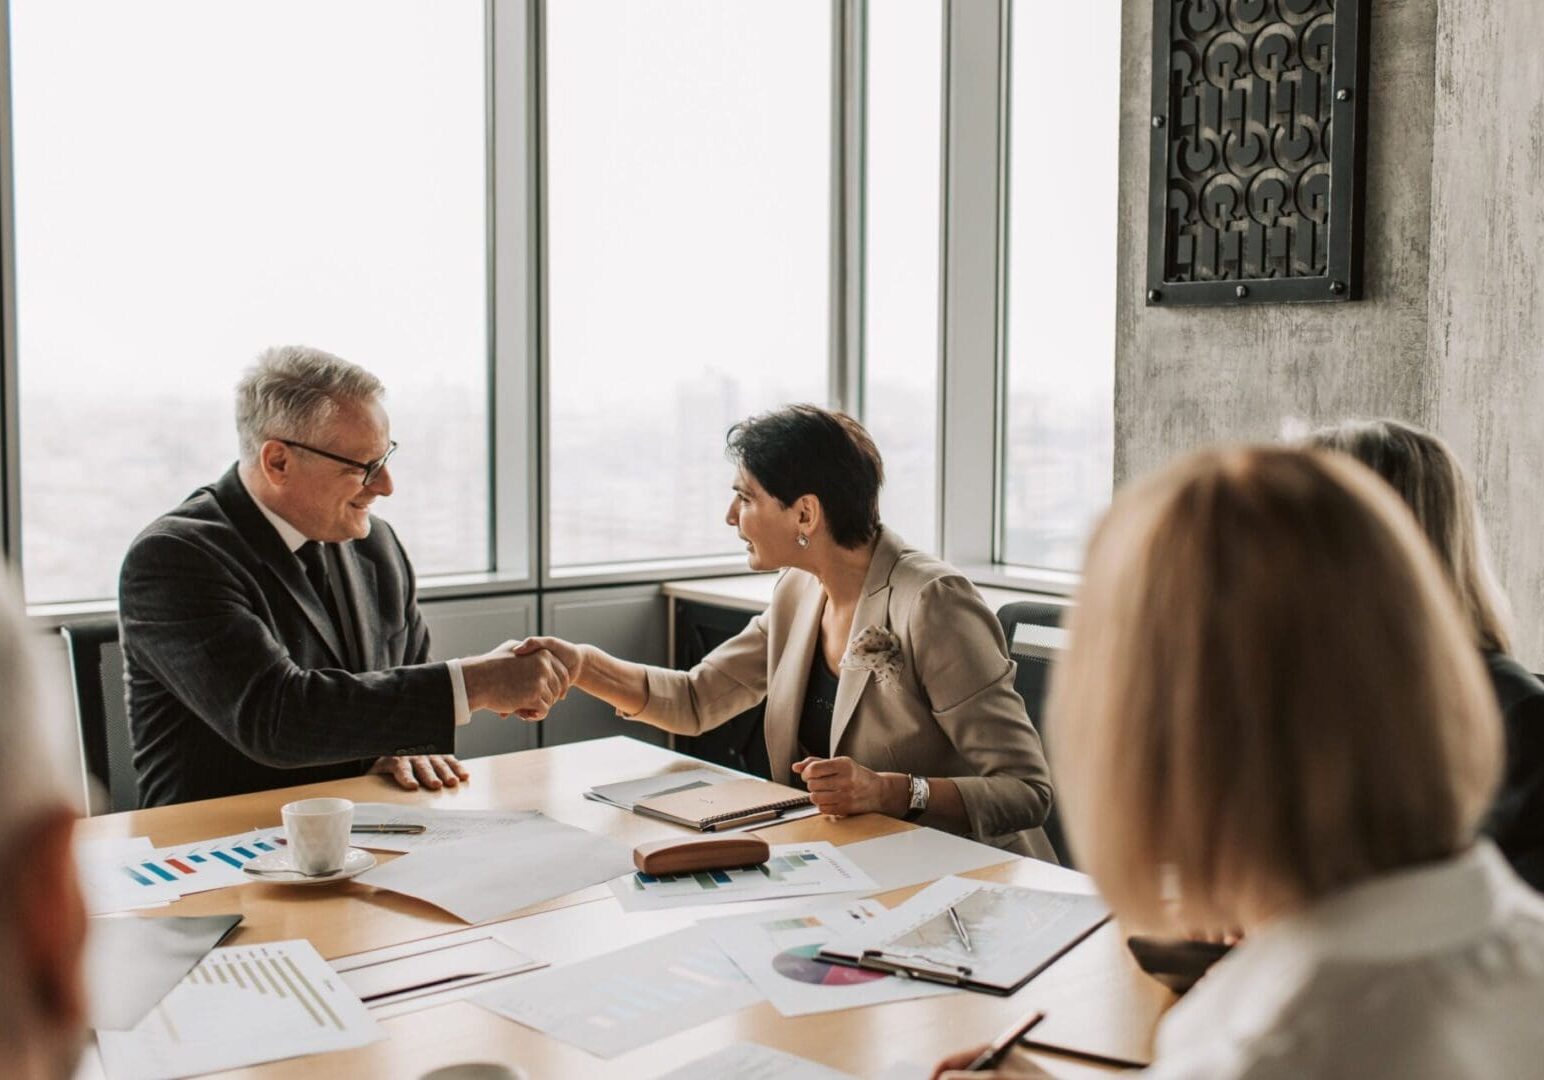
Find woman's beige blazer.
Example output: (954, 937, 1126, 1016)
(628, 528, 1055, 859)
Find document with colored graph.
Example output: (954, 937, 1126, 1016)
(608, 840, 876, 912)
(702, 898, 957, 1016)
(96, 939, 382, 1079)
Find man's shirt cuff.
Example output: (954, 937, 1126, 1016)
(447, 658, 471, 726)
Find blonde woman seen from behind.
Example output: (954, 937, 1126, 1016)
(934, 447, 1544, 1080)
(1308, 418, 1544, 889)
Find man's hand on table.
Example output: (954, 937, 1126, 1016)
(371, 753, 471, 791)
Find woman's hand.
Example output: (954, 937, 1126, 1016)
(514, 635, 587, 686)
(931, 1044, 1054, 1079)
(791, 756, 904, 818)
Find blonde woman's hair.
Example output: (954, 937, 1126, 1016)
(1050, 446, 1503, 933)
(1306, 418, 1514, 654)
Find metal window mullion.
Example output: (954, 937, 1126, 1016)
(491, 0, 540, 590)
(937, 0, 1006, 570)
(0, 0, 19, 573)
(828, 0, 865, 416)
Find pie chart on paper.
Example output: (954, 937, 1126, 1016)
(771, 944, 887, 986)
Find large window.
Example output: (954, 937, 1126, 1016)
(9, 0, 489, 603)
(544, 0, 831, 571)
(999, 4, 1119, 571)
(863, 0, 943, 552)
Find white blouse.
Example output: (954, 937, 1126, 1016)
(1144, 841, 1544, 1079)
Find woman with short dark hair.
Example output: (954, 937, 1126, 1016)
(524, 404, 1055, 856)
(1308, 418, 1544, 890)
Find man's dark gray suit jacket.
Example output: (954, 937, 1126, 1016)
(119, 465, 455, 807)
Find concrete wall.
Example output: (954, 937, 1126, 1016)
(1428, 1, 1544, 664)
(1115, 0, 1544, 663)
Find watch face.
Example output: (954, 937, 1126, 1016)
(909, 776, 928, 810)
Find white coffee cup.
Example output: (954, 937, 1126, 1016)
(282, 797, 354, 874)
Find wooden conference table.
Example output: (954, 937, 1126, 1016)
(76, 737, 1172, 1079)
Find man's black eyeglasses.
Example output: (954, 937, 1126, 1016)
(280, 439, 398, 486)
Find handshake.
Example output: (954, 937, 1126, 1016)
(459, 635, 587, 720)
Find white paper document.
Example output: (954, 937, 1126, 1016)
(333, 934, 545, 1007)
(658, 1042, 858, 1080)
(702, 898, 956, 1017)
(839, 827, 1016, 894)
(609, 840, 875, 912)
(819, 875, 1109, 995)
(358, 812, 633, 923)
(475, 926, 762, 1058)
(348, 803, 542, 852)
(76, 836, 178, 914)
(78, 829, 289, 910)
(95, 939, 382, 1080)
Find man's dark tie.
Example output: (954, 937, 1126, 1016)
(297, 541, 345, 647)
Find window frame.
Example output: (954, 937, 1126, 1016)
(0, 0, 1093, 619)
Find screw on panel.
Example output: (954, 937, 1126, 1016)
(1147, 289, 1163, 302)
(1152, 115, 1165, 128)
(1335, 88, 1352, 102)
(1235, 285, 1249, 299)
(1329, 280, 1346, 295)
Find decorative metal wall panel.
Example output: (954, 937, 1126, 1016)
(1147, 0, 1369, 306)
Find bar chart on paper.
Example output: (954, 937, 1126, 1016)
(476, 926, 763, 1058)
(610, 841, 875, 912)
(124, 830, 288, 894)
(96, 940, 381, 1079)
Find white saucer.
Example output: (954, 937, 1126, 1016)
(242, 846, 376, 885)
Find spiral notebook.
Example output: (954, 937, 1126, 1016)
(633, 778, 813, 831)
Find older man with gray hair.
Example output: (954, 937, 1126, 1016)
(119, 345, 569, 806)
(0, 575, 88, 1077)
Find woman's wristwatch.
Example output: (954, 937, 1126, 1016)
(904, 774, 931, 822)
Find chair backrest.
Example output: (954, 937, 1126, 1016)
(59, 617, 139, 814)
(996, 599, 1072, 867)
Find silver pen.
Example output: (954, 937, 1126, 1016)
(946, 905, 973, 952)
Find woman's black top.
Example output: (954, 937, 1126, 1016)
(797, 651, 842, 760)
(1483, 651, 1544, 892)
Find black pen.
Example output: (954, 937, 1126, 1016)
(964, 1009, 1047, 1071)
(350, 824, 427, 835)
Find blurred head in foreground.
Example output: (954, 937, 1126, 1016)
(1050, 446, 1502, 934)
(0, 574, 87, 1078)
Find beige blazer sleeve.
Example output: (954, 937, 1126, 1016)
(908, 575, 1053, 840)
(623, 610, 770, 736)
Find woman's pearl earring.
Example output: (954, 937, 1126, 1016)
(796, 534, 810, 549)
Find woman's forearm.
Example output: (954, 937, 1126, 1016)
(576, 644, 652, 717)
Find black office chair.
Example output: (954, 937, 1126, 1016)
(996, 599, 1072, 867)
(60, 617, 140, 813)
(671, 599, 771, 779)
